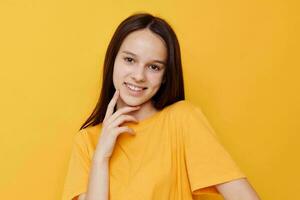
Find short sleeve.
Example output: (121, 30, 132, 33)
(62, 129, 91, 200)
(183, 104, 246, 194)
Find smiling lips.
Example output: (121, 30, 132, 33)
(124, 82, 147, 91)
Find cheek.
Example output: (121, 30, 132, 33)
(115, 59, 130, 73)
(112, 66, 122, 88)
(148, 73, 164, 88)
(113, 64, 130, 85)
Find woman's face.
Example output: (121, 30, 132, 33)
(113, 29, 167, 107)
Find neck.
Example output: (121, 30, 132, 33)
(116, 99, 158, 122)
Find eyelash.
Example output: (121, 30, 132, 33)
(123, 57, 161, 71)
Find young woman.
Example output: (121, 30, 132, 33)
(62, 13, 260, 200)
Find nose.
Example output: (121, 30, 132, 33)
(130, 65, 146, 82)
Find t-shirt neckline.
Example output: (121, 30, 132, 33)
(122, 108, 165, 131)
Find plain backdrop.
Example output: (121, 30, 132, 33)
(0, 0, 299, 199)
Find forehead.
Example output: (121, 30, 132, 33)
(118, 29, 167, 61)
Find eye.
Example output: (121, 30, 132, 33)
(149, 65, 160, 71)
(123, 57, 134, 63)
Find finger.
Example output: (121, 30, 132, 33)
(109, 115, 138, 128)
(114, 126, 136, 136)
(104, 90, 119, 122)
(107, 106, 140, 124)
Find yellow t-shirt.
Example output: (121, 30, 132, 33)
(62, 100, 246, 200)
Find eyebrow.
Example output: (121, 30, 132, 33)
(121, 50, 166, 65)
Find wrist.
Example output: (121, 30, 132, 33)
(92, 152, 110, 165)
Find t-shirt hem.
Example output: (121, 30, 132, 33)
(191, 172, 247, 194)
(62, 186, 86, 200)
(192, 193, 225, 200)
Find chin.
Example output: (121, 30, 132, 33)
(119, 91, 150, 107)
(123, 97, 147, 107)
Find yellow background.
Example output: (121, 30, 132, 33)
(0, 0, 299, 199)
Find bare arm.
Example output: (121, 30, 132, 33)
(216, 177, 261, 200)
(73, 157, 109, 200)
(75, 193, 86, 200)
(84, 157, 110, 200)
(74, 90, 139, 200)
(77, 193, 86, 200)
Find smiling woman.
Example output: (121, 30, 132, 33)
(113, 28, 167, 110)
(61, 12, 260, 200)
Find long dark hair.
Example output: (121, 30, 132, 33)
(79, 12, 185, 130)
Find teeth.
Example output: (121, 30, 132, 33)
(126, 83, 143, 91)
